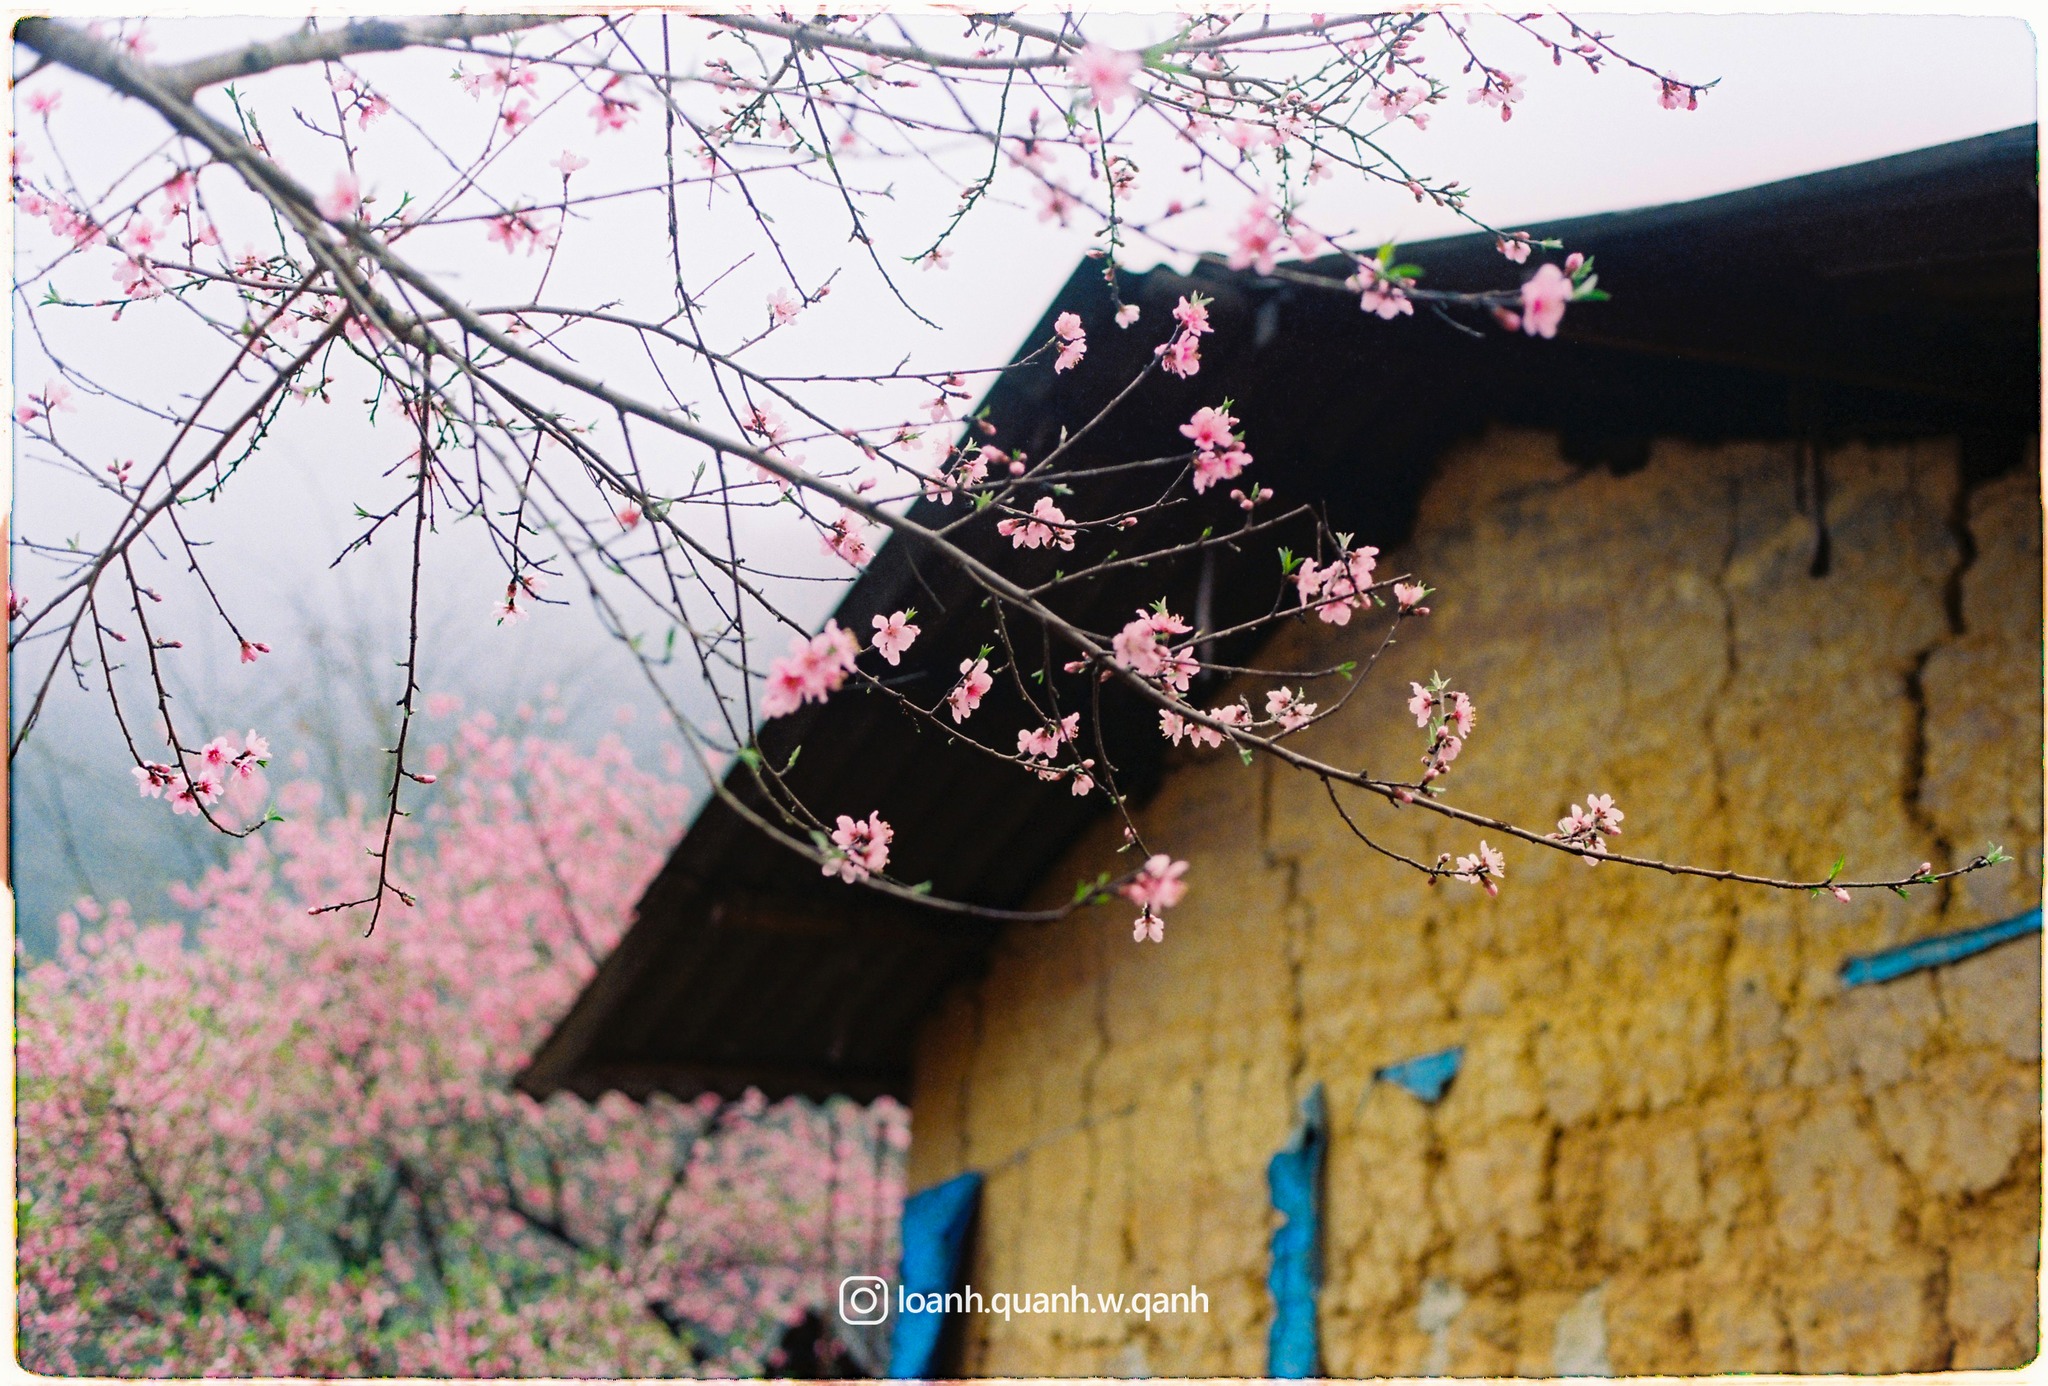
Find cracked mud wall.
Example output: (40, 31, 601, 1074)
(906, 429, 2042, 1376)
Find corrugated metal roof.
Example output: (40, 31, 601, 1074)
(519, 125, 2039, 1104)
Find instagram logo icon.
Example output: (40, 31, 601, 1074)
(839, 1276, 891, 1326)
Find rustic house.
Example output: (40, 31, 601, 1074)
(522, 126, 2042, 1375)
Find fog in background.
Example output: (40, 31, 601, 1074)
(9, 11, 2036, 953)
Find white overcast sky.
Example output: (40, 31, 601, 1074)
(7, 4, 2040, 525)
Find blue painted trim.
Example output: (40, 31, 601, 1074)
(887, 1171, 982, 1378)
(1266, 1083, 1326, 1379)
(1375, 1045, 1464, 1104)
(1840, 907, 2041, 988)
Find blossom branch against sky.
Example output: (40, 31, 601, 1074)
(9, 12, 2032, 938)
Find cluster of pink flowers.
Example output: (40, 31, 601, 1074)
(1446, 840, 1507, 895)
(997, 495, 1076, 551)
(1227, 202, 1284, 276)
(1156, 293, 1213, 379)
(1369, 84, 1431, 128)
(822, 510, 874, 567)
(1051, 311, 1087, 373)
(924, 445, 995, 504)
(1265, 687, 1318, 731)
(1348, 259, 1413, 320)
(739, 403, 805, 489)
(1111, 608, 1198, 692)
(329, 70, 391, 129)
(590, 75, 638, 131)
(19, 160, 228, 304)
(21, 192, 103, 251)
(131, 730, 269, 817)
(1467, 71, 1525, 120)
(1179, 402, 1254, 494)
(946, 657, 993, 722)
(486, 209, 557, 255)
(1121, 854, 1189, 942)
(1658, 73, 1701, 111)
(1017, 712, 1080, 760)
(824, 811, 893, 883)
(1407, 677, 1476, 782)
(1493, 255, 1586, 338)
(869, 610, 919, 665)
(495, 572, 546, 624)
(761, 621, 859, 719)
(1293, 544, 1380, 624)
(1551, 792, 1625, 865)
(1016, 712, 1093, 794)
(1160, 701, 1249, 750)
(463, 56, 540, 99)
(15, 379, 73, 426)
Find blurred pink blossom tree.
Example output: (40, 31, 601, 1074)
(16, 713, 906, 1375)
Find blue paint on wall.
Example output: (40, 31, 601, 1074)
(1266, 1083, 1326, 1379)
(1840, 908, 2041, 988)
(1375, 1045, 1464, 1104)
(887, 1170, 982, 1378)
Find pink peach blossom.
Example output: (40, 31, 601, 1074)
(946, 657, 993, 722)
(317, 171, 361, 222)
(870, 610, 919, 665)
(1520, 262, 1572, 338)
(1067, 44, 1141, 112)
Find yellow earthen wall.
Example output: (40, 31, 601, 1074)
(906, 430, 2043, 1375)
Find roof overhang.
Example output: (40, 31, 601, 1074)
(519, 125, 2040, 1104)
